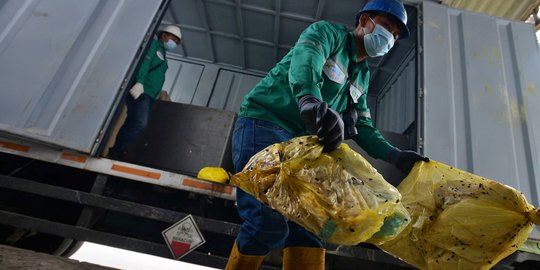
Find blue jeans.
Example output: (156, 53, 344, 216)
(109, 94, 154, 157)
(232, 116, 323, 255)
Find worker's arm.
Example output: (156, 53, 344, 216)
(288, 21, 338, 100)
(136, 40, 159, 85)
(350, 86, 429, 174)
(350, 83, 394, 159)
(291, 21, 344, 152)
(353, 115, 394, 160)
(354, 115, 428, 174)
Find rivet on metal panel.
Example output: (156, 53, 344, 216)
(418, 137, 424, 149)
(120, 79, 128, 89)
(418, 88, 425, 98)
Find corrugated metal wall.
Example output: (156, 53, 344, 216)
(422, 1, 540, 233)
(375, 59, 417, 134)
(0, 0, 163, 153)
(441, 0, 540, 21)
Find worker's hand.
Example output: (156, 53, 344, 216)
(387, 148, 429, 175)
(299, 95, 344, 152)
(129, 83, 144, 100)
(341, 106, 358, 140)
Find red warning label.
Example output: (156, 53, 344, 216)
(170, 241, 191, 258)
(162, 215, 206, 260)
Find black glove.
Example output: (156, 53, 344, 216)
(298, 95, 344, 152)
(341, 106, 358, 140)
(387, 148, 429, 174)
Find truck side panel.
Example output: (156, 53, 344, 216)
(0, 0, 163, 153)
(421, 1, 540, 238)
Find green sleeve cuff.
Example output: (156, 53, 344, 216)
(294, 87, 323, 101)
(353, 117, 395, 160)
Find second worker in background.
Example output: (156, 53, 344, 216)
(108, 25, 182, 159)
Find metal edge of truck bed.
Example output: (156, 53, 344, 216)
(0, 137, 236, 201)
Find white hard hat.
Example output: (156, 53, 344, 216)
(161, 25, 182, 40)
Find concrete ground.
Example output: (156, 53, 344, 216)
(0, 245, 119, 270)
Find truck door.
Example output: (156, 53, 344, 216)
(0, 0, 168, 154)
(420, 1, 540, 239)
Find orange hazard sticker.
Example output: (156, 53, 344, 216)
(183, 178, 232, 194)
(0, 140, 30, 152)
(61, 153, 88, 163)
(111, 164, 161, 180)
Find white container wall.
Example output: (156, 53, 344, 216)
(163, 57, 263, 111)
(0, 0, 163, 153)
(421, 1, 540, 237)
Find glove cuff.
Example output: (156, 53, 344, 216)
(386, 147, 401, 165)
(298, 95, 321, 110)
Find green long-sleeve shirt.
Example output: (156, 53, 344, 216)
(239, 21, 394, 159)
(136, 39, 168, 99)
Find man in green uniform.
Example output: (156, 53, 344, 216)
(225, 1, 428, 269)
(108, 25, 181, 159)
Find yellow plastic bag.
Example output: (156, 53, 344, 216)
(197, 167, 230, 183)
(378, 160, 540, 270)
(230, 136, 410, 245)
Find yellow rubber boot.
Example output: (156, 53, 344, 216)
(225, 241, 265, 270)
(282, 246, 325, 270)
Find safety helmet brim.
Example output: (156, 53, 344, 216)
(355, 0, 410, 40)
(160, 25, 182, 42)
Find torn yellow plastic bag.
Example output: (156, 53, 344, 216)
(378, 160, 540, 270)
(230, 136, 410, 245)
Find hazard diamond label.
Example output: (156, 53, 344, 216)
(162, 215, 206, 260)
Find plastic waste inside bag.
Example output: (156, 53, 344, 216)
(230, 136, 411, 245)
(377, 160, 540, 270)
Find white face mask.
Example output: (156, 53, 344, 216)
(363, 17, 395, 57)
(164, 39, 177, 51)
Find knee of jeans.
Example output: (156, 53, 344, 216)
(237, 190, 289, 247)
(248, 218, 289, 250)
(237, 225, 288, 255)
(132, 118, 148, 130)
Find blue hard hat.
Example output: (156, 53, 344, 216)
(355, 0, 410, 39)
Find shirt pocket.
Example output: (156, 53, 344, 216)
(349, 81, 366, 104)
(322, 58, 346, 84)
